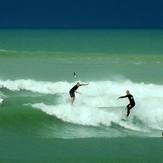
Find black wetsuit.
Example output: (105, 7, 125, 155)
(119, 94, 135, 117)
(69, 85, 80, 98)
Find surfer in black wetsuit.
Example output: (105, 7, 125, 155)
(73, 72, 77, 77)
(118, 90, 135, 117)
(69, 82, 89, 105)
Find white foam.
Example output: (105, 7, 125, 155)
(32, 102, 120, 126)
(0, 79, 163, 130)
(0, 98, 3, 104)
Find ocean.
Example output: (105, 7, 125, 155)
(0, 28, 163, 162)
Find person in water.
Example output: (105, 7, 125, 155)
(73, 72, 77, 77)
(118, 90, 135, 117)
(69, 82, 89, 105)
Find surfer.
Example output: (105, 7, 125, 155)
(69, 82, 89, 105)
(118, 90, 135, 118)
(73, 72, 77, 77)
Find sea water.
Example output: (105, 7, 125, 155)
(0, 28, 163, 162)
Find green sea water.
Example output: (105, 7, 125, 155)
(0, 28, 163, 162)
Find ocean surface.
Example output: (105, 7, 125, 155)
(0, 28, 163, 162)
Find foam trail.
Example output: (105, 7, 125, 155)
(134, 97, 163, 130)
(31, 102, 151, 133)
(32, 103, 122, 126)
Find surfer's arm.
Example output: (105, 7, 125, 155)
(80, 83, 89, 86)
(118, 95, 127, 99)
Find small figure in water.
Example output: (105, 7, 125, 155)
(73, 72, 77, 77)
(118, 90, 135, 118)
(69, 82, 88, 105)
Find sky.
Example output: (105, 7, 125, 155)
(0, 0, 163, 28)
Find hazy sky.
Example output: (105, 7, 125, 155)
(0, 0, 163, 28)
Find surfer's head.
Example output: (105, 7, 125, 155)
(76, 82, 80, 86)
(126, 90, 130, 95)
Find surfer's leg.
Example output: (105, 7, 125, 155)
(126, 109, 130, 117)
(126, 104, 134, 117)
(126, 104, 131, 117)
(70, 92, 75, 105)
(70, 97, 75, 105)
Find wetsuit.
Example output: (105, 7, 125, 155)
(69, 84, 80, 98)
(119, 94, 135, 117)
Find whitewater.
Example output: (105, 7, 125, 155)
(0, 78, 162, 138)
